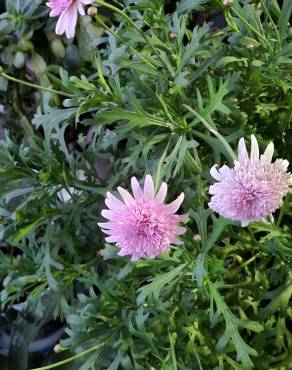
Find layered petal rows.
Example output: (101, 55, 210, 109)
(99, 175, 187, 260)
(209, 135, 291, 226)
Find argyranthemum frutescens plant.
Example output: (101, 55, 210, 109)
(0, 1, 292, 369)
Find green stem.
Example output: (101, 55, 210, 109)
(0, 71, 74, 98)
(168, 332, 178, 370)
(30, 342, 107, 370)
(93, 0, 174, 75)
(260, 0, 281, 46)
(276, 197, 287, 226)
(183, 105, 236, 161)
(231, 7, 273, 52)
(95, 14, 158, 69)
(12, 90, 36, 142)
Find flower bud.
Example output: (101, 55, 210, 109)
(51, 39, 66, 58)
(223, 0, 234, 6)
(87, 6, 98, 16)
(13, 51, 25, 69)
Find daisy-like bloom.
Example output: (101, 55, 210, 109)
(209, 135, 291, 226)
(47, 0, 91, 39)
(98, 175, 187, 260)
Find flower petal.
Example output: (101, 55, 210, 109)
(168, 193, 184, 213)
(176, 226, 186, 235)
(117, 187, 135, 206)
(105, 235, 119, 243)
(261, 142, 274, 163)
(55, 11, 67, 35)
(155, 182, 168, 203)
(143, 175, 154, 199)
(250, 135, 259, 161)
(131, 177, 143, 199)
(238, 137, 249, 164)
(56, 4, 78, 39)
(172, 238, 184, 245)
(275, 159, 289, 171)
(210, 165, 224, 181)
(101, 210, 113, 220)
(105, 192, 124, 210)
(97, 222, 112, 229)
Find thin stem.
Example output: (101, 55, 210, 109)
(183, 105, 236, 161)
(0, 71, 74, 98)
(231, 7, 273, 52)
(229, 253, 264, 278)
(276, 197, 287, 226)
(93, 0, 174, 75)
(260, 0, 281, 46)
(168, 332, 178, 370)
(30, 341, 107, 370)
(155, 138, 171, 191)
(95, 14, 157, 69)
(12, 89, 37, 142)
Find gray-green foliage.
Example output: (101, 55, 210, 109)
(0, 0, 292, 369)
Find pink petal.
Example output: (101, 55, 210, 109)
(178, 213, 189, 221)
(237, 138, 249, 164)
(105, 235, 119, 243)
(168, 193, 184, 213)
(117, 187, 135, 206)
(101, 210, 113, 220)
(261, 142, 274, 163)
(55, 11, 67, 35)
(105, 192, 124, 210)
(210, 165, 224, 181)
(219, 165, 232, 178)
(101, 229, 114, 236)
(155, 182, 168, 203)
(97, 222, 112, 229)
(275, 159, 289, 171)
(143, 175, 154, 199)
(131, 177, 143, 199)
(176, 226, 186, 235)
(250, 135, 259, 161)
(55, 6, 76, 38)
(172, 238, 184, 245)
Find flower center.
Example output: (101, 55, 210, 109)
(132, 207, 161, 238)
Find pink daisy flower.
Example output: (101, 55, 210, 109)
(98, 175, 187, 260)
(209, 135, 292, 226)
(47, 0, 91, 39)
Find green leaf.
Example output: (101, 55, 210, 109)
(137, 263, 187, 306)
(279, 0, 292, 38)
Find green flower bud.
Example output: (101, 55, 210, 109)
(51, 39, 66, 58)
(13, 51, 25, 69)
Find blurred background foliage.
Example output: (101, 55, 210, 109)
(0, 0, 291, 369)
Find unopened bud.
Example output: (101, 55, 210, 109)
(193, 234, 201, 242)
(223, 0, 234, 6)
(87, 7, 98, 16)
(98, 249, 104, 257)
(54, 344, 62, 353)
(246, 43, 255, 50)
(170, 32, 177, 39)
(169, 124, 176, 132)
